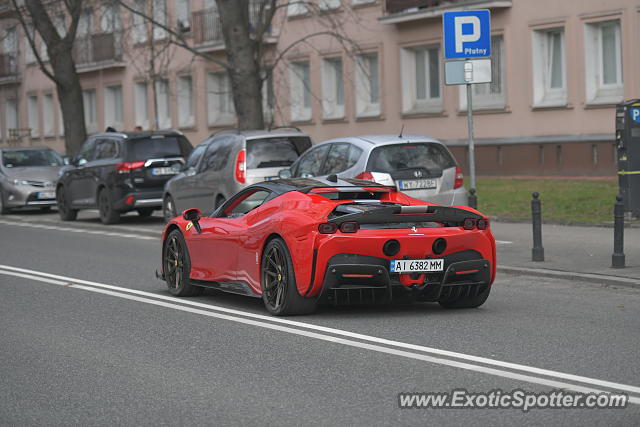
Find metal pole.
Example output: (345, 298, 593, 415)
(466, 83, 477, 191)
(611, 194, 625, 268)
(468, 188, 477, 210)
(531, 192, 544, 262)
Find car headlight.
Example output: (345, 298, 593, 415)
(12, 179, 32, 186)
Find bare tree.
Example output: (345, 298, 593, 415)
(11, 0, 87, 155)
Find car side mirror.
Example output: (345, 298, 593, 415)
(77, 158, 87, 166)
(182, 208, 202, 233)
(278, 169, 292, 179)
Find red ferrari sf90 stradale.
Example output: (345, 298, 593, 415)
(159, 177, 496, 315)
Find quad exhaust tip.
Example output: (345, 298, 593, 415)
(432, 238, 447, 255)
(383, 239, 400, 257)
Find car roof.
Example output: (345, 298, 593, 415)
(207, 128, 311, 141)
(315, 134, 442, 150)
(0, 146, 58, 152)
(89, 130, 185, 140)
(248, 177, 394, 196)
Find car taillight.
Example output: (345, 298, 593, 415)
(454, 166, 464, 189)
(477, 218, 489, 230)
(339, 222, 359, 233)
(235, 149, 246, 184)
(318, 223, 338, 234)
(116, 161, 145, 173)
(355, 171, 375, 181)
(463, 218, 476, 230)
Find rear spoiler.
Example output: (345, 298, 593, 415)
(328, 205, 483, 227)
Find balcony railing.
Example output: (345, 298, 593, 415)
(74, 32, 123, 69)
(0, 53, 18, 79)
(192, 2, 270, 46)
(382, 0, 511, 22)
(386, 0, 444, 14)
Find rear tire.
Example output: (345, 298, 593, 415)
(98, 188, 120, 225)
(163, 229, 204, 297)
(137, 208, 154, 217)
(261, 238, 317, 316)
(163, 195, 177, 222)
(438, 285, 491, 309)
(56, 186, 77, 221)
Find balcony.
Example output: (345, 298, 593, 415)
(192, 2, 273, 50)
(74, 32, 125, 72)
(0, 53, 20, 84)
(381, 0, 512, 24)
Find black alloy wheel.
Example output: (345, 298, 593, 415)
(98, 189, 120, 225)
(163, 230, 203, 297)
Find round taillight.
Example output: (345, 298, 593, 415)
(318, 223, 338, 234)
(383, 239, 400, 257)
(477, 219, 489, 230)
(432, 238, 447, 255)
(463, 218, 476, 230)
(339, 222, 359, 233)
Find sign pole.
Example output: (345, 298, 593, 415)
(466, 83, 477, 207)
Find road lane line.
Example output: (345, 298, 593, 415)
(1, 264, 640, 400)
(0, 219, 157, 240)
(495, 240, 513, 245)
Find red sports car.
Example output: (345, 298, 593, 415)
(159, 177, 496, 315)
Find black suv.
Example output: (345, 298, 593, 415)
(57, 131, 192, 224)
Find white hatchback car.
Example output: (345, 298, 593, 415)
(280, 134, 468, 206)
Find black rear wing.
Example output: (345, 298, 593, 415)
(328, 205, 483, 227)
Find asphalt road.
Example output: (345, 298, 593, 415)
(1, 210, 640, 426)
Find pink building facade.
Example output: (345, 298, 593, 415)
(0, 0, 638, 176)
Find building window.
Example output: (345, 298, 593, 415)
(177, 75, 194, 128)
(401, 45, 441, 114)
(352, 0, 375, 4)
(133, 0, 148, 43)
(5, 98, 17, 140)
(289, 60, 312, 122)
(175, 0, 191, 31)
(532, 28, 566, 107)
(25, 24, 36, 64)
(321, 57, 344, 119)
(104, 85, 123, 130)
(27, 95, 39, 137)
(43, 94, 54, 137)
(319, 0, 341, 10)
(83, 89, 97, 134)
(584, 20, 623, 104)
(263, 73, 275, 124)
(153, 0, 168, 40)
(155, 79, 171, 130)
(135, 82, 149, 130)
(459, 35, 505, 110)
(208, 72, 235, 126)
(355, 52, 380, 117)
(288, 2, 308, 16)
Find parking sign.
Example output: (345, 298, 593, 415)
(443, 10, 491, 59)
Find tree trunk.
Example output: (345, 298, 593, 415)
(216, 0, 264, 130)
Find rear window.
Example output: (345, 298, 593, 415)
(128, 136, 192, 161)
(246, 137, 311, 169)
(367, 143, 456, 173)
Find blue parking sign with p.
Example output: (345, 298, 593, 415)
(631, 107, 640, 123)
(443, 10, 491, 59)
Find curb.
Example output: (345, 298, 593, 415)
(498, 266, 640, 289)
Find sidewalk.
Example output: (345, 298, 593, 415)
(492, 221, 640, 287)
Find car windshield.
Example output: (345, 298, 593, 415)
(2, 149, 64, 168)
(367, 143, 456, 173)
(129, 136, 192, 161)
(246, 137, 311, 169)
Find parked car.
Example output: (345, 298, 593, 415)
(0, 147, 65, 214)
(159, 177, 495, 315)
(279, 134, 468, 206)
(56, 130, 192, 224)
(162, 128, 312, 221)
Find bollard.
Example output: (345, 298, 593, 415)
(531, 192, 544, 262)
(611, 194, 625, 268)
(468, 188, 477, 210)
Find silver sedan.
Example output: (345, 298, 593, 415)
(0, 147, 64, 214)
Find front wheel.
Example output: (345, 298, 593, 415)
(0, 190, 10, 215)
(163, 230, 204, 297)
(261, 238, 317, 316)
(56, 186, 77, 221)
(438, 285, 491, 309)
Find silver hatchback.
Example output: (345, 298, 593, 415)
(163, 128, 312, 220)
(280, 134, 468, 206)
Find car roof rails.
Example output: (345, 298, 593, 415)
(268, 125, 302, 133)
(209, 128, 241, 138)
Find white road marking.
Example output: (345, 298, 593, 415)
(495, 240, 513, 245)
(1, 263, 639, 403)
(0, 219, 157, 241)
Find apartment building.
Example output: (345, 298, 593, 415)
(0, 0, 638, 176)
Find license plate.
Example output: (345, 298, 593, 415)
(390, 258, 444, 273)
(37, 191, 56, 199)
(398, 179, 437, 190)
(264, 176, 278, 181)
(151, 167, 179, 176)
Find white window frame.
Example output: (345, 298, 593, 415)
(319, 0, 341, 10)
(400, 44, 442, 114)
(104, 85, 123, 130)
(5, 98, 18, 140)
(27, 95, 39, 137)
(532, 28, 567, 107)
(459, 35, 505, 111)
(177, 75, 194, 128)
(355, 52, 381, 117)
(83, 89, 97, 134)
(287, 1, 308, 17)
(351, 0, 376, 5)
(43, 94, 54, 137)
(289, 60, 312, 122)
(208, 72, 236, 126)
(584, 19, 623, 105)
(135, 81, 149, 130)
(155, 79, 171, 130)
(321, 57, 345, 119)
